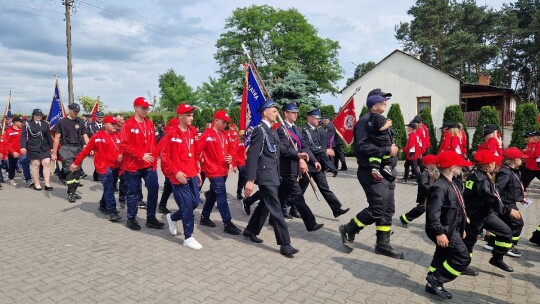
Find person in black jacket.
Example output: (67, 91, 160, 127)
(462, 150, 517, 273)
(243, 99, 299, 257)
(299, 109, 349, 218)
(400, 154, 438, 228)
(339, 88, 402, 259)
(276, 102, 324, 232)
(20, 109, 54, 191)
(424, 151, 472, 300)
(490, 147, 526, 257)
(322, 116, 347, 171)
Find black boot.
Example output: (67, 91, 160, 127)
(375, 231, 404, 259)
(530, 230, 540, 246)
(339, 219, 362, 253)
(489, 254, 514, 272)
(425, 273, 452, 299)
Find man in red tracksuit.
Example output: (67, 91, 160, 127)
(5, 117, 31, 185)
(120, 97, 164, 231)
(522, 131, 540, 189)
(71, 116, 122, 222)
(198, 110, 242, 235)
(161, 104, 203, 250)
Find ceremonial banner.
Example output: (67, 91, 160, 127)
(2, 90, 12, 135)
(241, 64, 266, 145)
(333, 96, 356, 145)
(90, 102, 99, 122)
(47, 79, 66, 128)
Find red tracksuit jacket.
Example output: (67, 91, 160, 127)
(477, 137, 503, 157)
(160, 125, 200, 184)
(197, 127, 234, 178)
(120, 116, 157, 172)
(402, 131, 420, 160)
(4, 126, 22, 155)
(233, 140, 246, 167)
(524, 141, 540, 171)
(73, 130, 122, 174)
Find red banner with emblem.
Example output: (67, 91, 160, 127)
(333, 97, 356, 145)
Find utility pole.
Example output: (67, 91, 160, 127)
(64, 0, 74, 105)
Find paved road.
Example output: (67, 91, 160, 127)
(1, 159, 539, 303)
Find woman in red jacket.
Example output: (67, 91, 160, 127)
(401, 122, 420, 184)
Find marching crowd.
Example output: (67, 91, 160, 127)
(1, 88, 540, 300)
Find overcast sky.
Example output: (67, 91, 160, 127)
(0, 0, 510, 114)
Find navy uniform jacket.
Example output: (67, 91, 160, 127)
(426, 176, 467, 239)
(276, 122, 316, 177)
(301, 124, 333, 172)
(463, 170, 504, 224)
(20, 120, 53, 153)
(354, 111, 397, 169)
(246, 121, 282, 186)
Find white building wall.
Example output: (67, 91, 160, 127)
(342, 51, 461, 129)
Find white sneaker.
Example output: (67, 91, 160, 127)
(183, 237, 202, 250)
(484, 243, 494, 251)
(8, 179, 16, 186)
(166, 213, 177, 236)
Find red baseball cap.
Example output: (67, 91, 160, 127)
(214, 110, 231, 122)
(176, 104, 196, 115)
(422, 154, 437, 165)
(103, 116, 118, 124)
(503, 147, 528, 159)
(474, 149, 502, 165)
(133, 97, 152, 107)
(436, 151, 473, 168)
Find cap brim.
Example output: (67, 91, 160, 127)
(286, 109, 299, 113)
(457, 159, 473, 167)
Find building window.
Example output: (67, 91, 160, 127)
(417, 96, 431, 114)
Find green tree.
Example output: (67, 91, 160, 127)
(471, 106, 500, 155)
(76, 95, 107, 113)
(346, 61, 376, 86)
(419, 108, 438, 154)
(158, 69, 195, 111)
(387, 104, 407, 160)
(510, 103, 539, 149)
(193, 107, 214, 131)
(215, 5, 342, 95)
(194, 76, 236, 110)
(269, 65, 321, 108)
(440, 105, 467, 151)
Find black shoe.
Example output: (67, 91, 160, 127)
(236, 194, 243, 200)
(289, 209, 301, 218)
(119, 201, 126, 209)
(371, 169, 384, 181)
(530, 231, 540, 245)
(399, 215, 409, 228)
(81, 173, 88, 178)
(98, 206, 108, 214)
(280, 245, 299, 258)
(126, 219, 141, 230)
(158, 206, 171, 214)
(489, 257, 514, 272)
(283, 213, 294, 221)
(146, 217, 165, 229)
(243, 230, 263, 243)
(339, 167, 348, 171)
(425, 274, 452, 299)
(461, 266, 479, 276)
(224, 222, 242, 235)
(74, 194, 82, 199)
(138, 201, 147, 209)
(339, 225, 355, 253)
(307, 223, 324, 232)
(242, 199, 251, 215)
(200, 217, 216, 227)
(76, 182, 83, 187)
(332, 170, 338, 177)
(109, 212, 122, 222)
(333, 207, 350, 218)
(34, 186, 43, 191)
(68, 194, 76, 203)
(44, 186, 54, 191)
